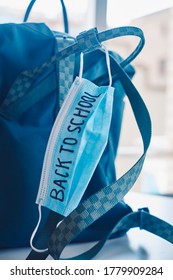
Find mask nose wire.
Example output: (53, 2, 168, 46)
(78, 45, 112, 87)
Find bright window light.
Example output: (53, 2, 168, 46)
(107, 0, 173, 27)
(0, 0, 89, 18)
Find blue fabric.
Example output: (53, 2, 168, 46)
(0, 23, 134, 248)
(0, 23, 57, 248)
(0, 23, 56, 104)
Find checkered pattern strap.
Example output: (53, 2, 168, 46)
(51, 208, 173, 260)
(55, 36, 75, 110)
(48, 56, 173, 260)
(48, 54, 153, 259)
(25, 26, 145, 77)
(0, 26, 144, 119)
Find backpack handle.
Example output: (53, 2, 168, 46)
(0, 26, 144, 120)
(23, 0, 69, 33)
(24, 26, 144, 78)
(9, 26, 145, 83)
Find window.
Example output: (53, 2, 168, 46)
(107, 0, 173, 195)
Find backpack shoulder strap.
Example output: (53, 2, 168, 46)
(56, 208, 173, 260)
(48, 51, 152, 259)
(48, 56, 173, 260)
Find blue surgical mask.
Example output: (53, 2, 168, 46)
(31, 46, 114, 252)
(36, 76, 114, 216)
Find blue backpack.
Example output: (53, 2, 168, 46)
(0, 0, 172, 260)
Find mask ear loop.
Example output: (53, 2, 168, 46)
(30, 204, 49, 253)
(30, 204, 63, 253)
(78, 46, 112, 86)
(78, 52, 84, 82)
(102, 44, 112, 87)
